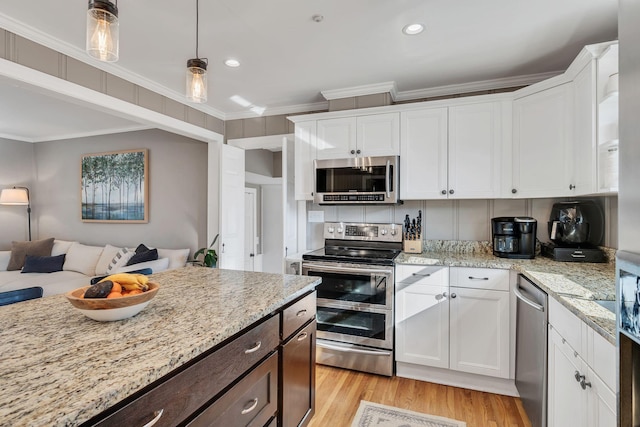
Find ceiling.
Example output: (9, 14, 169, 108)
(0, 0, 618, 142)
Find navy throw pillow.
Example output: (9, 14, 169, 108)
(21, 254, 66, 274)
(126, 244, 158, 266)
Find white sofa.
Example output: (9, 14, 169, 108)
(0, 240, 189, 298)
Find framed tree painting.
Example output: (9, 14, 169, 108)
(81, 149, 149, 223)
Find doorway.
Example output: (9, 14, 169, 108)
(244, 187, 258, 271)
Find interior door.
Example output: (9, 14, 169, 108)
(244, 188, 257, 271)
(219, 144, 245, 270)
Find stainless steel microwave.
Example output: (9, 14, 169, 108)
(313, 155, 400, 205)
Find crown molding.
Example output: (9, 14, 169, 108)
(321, 81, 398, 101)
(32, 125, 152, 143)
(0, 13, 226, 120)
(394, 71, 562, 101)
(0, 132, 33, 143)
(224, 101, 329, 121)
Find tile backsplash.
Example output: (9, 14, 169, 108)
(306, 196, 618, 250)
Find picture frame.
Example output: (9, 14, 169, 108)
(81, 149, 149, 223)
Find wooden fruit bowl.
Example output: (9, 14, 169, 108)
(65, 282, 159, 312)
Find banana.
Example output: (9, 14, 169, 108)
(99, 273, 149, 291)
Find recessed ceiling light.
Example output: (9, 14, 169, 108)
(402, 23, 425, 35)
(225, 59, 240, 68)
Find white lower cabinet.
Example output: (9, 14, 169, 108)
(395, 266, 512, 393)
(547, 299, 616, 427)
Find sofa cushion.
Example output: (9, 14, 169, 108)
(157, 248, 190, 270)
(63, 243, 104, 276)
(7, 238, 55, 271)
(96, 244, 123, 275)
(127, 244, 158, 266)
(0, 251, 10, 272)
(22, 254, 66, 274)
(105, 248, 134, 274)
(0, 270, 89, 297)
(114, 257, 169, 274)
(51, 240, 77, 256)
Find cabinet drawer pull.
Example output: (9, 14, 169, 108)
(412, 273, 431, 277)
(297, 332, 308, 341)
(244, 341, 262, 354)
(241, 398, 259, 415)
(468, 276, 489, 280)
(142, 409, 164, 427)
(296, 309, 308, 317)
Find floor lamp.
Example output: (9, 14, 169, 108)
(0, 187, 31, 241)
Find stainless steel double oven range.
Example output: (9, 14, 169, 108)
(302, 222, 402, 376)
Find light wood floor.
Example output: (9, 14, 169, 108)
(308, 365, 532, 427)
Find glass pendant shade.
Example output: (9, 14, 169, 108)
(86, 0, 119, 62)
(186, 58, 208, 103)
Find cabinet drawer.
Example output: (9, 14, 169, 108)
(187, 352, 278, 427)
(282, 292, 316, 340)
(549, 297, 583, 355)
(395, 265, 449, 285)
(92, 315, 279, 427)
(450, 267, 509, 291)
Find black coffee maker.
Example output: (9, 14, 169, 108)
(491, 217, 537, 259)
(541, 200, 605, 262)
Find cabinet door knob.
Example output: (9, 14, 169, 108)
(449, 189, 454, 194)
(574, 370, 584, 382)
(451, 293, 457, 298)
(350, 150, 356, 155)
(569, 184, 576, 190)
(142, 409, 164, 427)
(356, 149, 361, 154)
(441, 190, 447, 195)
(580, 378, 592, 390)
(241, 398, 259, 415)
(244, 341, 262, 354)
(512, 188, 517, 194)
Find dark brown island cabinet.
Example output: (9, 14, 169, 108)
(84, 291, 317, 427)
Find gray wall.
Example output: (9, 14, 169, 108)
(0, 139, 36, 245)
(618, 0, 640, 253)
(32, 129, 208, 253)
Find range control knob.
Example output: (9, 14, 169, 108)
(337, 227, 344, 233)
(327, 226, 335, 233)
(381, 229, 388, 236)
(390, 229, 397, 236)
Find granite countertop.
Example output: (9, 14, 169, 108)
(396, 246, 616, 344)
(0, 267, 320, 427)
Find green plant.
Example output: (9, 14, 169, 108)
(194, 234, 219, 267)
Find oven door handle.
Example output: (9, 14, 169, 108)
(317, 340, 390, 356)
(304, 263, 393, 276)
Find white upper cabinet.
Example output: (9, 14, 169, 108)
(572, 61, 597, 196)
(316, 117, 356, 160)
(512, 83, 574, 198)
(400, 99, 508, 200)
(448, 101, 506, 199)
(400, 108, 448, 199)
(316, 113, 399, 160)
(294, 121, 317, 200)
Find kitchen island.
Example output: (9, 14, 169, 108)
(0, 267, 320, 427)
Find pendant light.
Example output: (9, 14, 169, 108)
(186, 0, 208, 103)
(86, 0, 119, 62)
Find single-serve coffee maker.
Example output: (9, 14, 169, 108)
(541, 200, 605, 262)
(491, 217, 537, 259)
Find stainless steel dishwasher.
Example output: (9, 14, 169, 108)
(514, 274, 548, 427)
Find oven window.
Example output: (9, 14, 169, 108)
(316, 165, 393, 193)
(307, 271, 387, 305)
(317, 307, 387, 341)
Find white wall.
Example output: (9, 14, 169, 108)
(262, 184, 283, 273)
(306, 196, 618, 251)
(618, 0, 640, 253)
(32, 129, 208, 253)
(0, 138, 36, 246)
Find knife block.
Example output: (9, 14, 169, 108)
(403, 240, 422, 254)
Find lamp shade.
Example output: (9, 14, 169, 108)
(86, 0, 119, 62)
(186, 58, 208, 103)
(0, 188, 29, 205)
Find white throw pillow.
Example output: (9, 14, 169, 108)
(157, 248, 190, 270)
(95, 244, 123, 276)
(0, 250, 11, 271)
(105, 248, 134, 274)
(63, 243, 105, 276)
(51, 240, 77, 256)
(113, 257, 169, 274)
